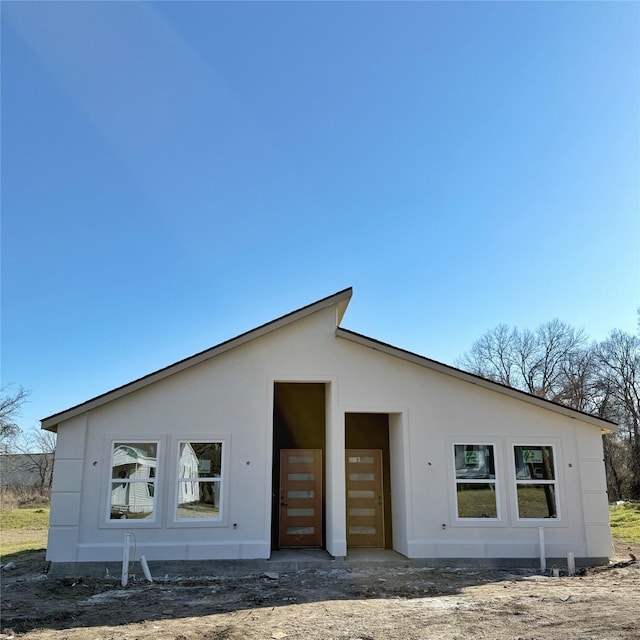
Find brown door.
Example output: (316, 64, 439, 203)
(279, 449, 322, 548)
(346, 449, 384, 547)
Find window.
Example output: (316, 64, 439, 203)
(175, 441, 223, 521)
(513, 445, 558, 519)
(453, 444, 498, 519)
(110, 442, 158, 520)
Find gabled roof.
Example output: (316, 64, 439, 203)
(336, 328, 618, 433)
(41, 288, 353, 431)
(41, 287, 617, 434)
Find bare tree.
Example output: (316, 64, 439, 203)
(522, 320, 589, 402)
(15, 429, 57, 494)
(0, 386, 30, 454)
(456, 324, 519, 386)
(457, 321, 640, 499)
(602, 434, 628, 501)
(456, 320, 589, 403)
(596, 330, 640, 499)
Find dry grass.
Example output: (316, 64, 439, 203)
(0, 488, 50, 558)
(0, 507, 50, 557)
(0, 485, 50, 511)
(609, 501, 640, 543)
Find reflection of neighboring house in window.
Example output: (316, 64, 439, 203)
(111, 445, 156, 514)
(178, 442, 199, 505)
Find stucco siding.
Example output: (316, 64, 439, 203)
(51, 459, 84, 493)
(330, 337, 610, 561)
(47, 413, 87, 561)
(45, 301, 613, 565)
(49, 493, 81, 527)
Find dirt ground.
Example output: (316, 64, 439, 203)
(1, 540, 639, 640)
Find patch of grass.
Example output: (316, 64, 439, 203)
(0, 507, 50, 557)
(609, 502, 640, 543)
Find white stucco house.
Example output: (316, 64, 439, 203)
(42, 288, 616, 569)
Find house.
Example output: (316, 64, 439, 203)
(42, 288, 616, 569)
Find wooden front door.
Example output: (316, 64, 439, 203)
(279, 449, 322, 548)
(346, 449, 384, 548)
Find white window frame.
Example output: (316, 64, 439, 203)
(512, 443, 561, 522)
(103, 438, 162, 528)
(451, 441, 503, 524)
(168, 435, 230, 528)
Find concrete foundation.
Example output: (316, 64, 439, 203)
(47, 549, 608, 578)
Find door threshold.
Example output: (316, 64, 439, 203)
(346, 548, 407, 562)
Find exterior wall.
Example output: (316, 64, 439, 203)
(47, 304, 612, 564)
(333, 335, 611, 561)
(388, 412, 409, 557)
(48, 413, 87, 561)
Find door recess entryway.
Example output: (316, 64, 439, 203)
(272, 383, 326, 550)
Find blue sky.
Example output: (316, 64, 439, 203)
(2, 1, 639, 433)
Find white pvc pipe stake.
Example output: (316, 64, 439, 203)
(140, 555, 153, 583)
(567, 552, 576, 576)
(538, 527, 546, 574)
(121, 533, 132, 587)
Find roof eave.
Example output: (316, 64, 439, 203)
(336, 327, 619, 434)
(41, 287, 353, 432)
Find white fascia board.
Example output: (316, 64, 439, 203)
(335, 327, 618, 434)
